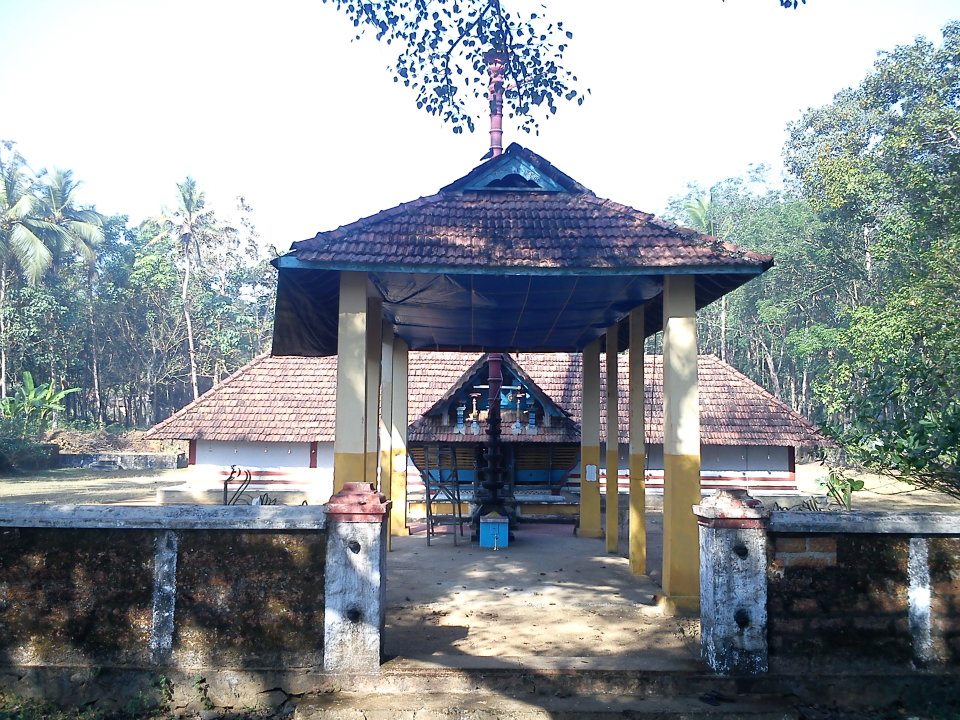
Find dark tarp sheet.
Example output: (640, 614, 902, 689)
(271, 266, 761, 356)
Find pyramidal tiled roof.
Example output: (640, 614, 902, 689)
(289, 144, 772, 272)
(147, 353, 825, 447)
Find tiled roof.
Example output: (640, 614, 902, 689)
(510, 353, 826, 447)
(289, 145, 772, 273)
(292, 193, 770, 271)
(407, 352, 579, 444)
(148, 353, 825, 447)
(147, 354, 338, 443)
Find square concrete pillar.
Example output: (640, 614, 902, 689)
(694, 490, 770, 675)
(324, 483, 391, 673)
(379, 323, 394, 496)
(334, 272, 369, 491)
(389, 338, 410, 537)
(605, 326, 620, 553)
(628, 309, 647, 575)
(662, 274, 701, 613)
(364, 298, 383, 485)
(579, 340, 602, 538)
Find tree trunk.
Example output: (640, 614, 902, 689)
(759, 339, 782, 398)
(801, 366, 809, 417)
(86, 276, 104, 426)
(0, 262, 8, 401)
(182, 256, 199, 401)
(720, 295, 727, 362)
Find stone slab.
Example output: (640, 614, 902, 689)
(770, 511, 960, 535)
(0, 503, 327, 530)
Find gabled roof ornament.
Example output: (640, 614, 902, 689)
(485, 50, 507, 159)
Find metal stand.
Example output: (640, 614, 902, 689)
(422, 444, 467, 545)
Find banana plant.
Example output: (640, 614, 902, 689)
(1, 371, 79, 435)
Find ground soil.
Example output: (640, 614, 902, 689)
(44, 427, 187, 455)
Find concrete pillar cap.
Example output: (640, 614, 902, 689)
(326, 482, 391, 522)
(694, 489, 769, 527)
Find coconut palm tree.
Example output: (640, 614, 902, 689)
(685, 191, 733, 362)
(0, 144, 50, 399)
(0, 145, 104, 400)
(150, 177, 214, 401)
(37, 167, 105, 420)
(36, 168, 102, 268)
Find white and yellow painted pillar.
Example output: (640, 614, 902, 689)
(579, 340, 602, 538)
(379, 324, 395, 547)
(605, 326, 620, 553)
(364, 298, 383, 485)
(661, 274, 701, 612)
(334, 272, 370, 492)
(629, 308, 647, 575)
(389, 338, 410, 537)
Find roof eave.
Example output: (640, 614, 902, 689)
(274, 254, 772, 277)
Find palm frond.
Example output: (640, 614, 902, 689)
(8, 222, 52, 283)
(64, 219, 104, 259)
(6, 194, 37, 222)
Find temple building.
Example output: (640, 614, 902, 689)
(150, 134, 781, 610)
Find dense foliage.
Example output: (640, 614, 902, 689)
(0, 12, 955, 496)
(666, 22, 960, 496)
(0, 142, 276, 431)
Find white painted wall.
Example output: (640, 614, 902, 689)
(197, 440, 314, 468)
(189, 440, 336, 503)
(573, 444, 791, 474)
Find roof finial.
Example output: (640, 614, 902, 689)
(485, 50, 507, 158)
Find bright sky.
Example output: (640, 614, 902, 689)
(1, 1, 956, 251)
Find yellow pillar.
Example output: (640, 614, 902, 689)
(629, 309, 647, 575)
(379, 325, 394, 549)
(662, 274, 701, 613)
(379, 323, 394, 495)
(605, 326, 619, 553)
(334, 272, 368, 491)
(579, 340, 602, 538)
(364, 298, 382, 485)
(389, 338, 411, 537)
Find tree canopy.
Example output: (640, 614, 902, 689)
(666, 21, 960, 496)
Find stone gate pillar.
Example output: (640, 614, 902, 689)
(324, 482, 391, 673)
(694, 489, 770, 675)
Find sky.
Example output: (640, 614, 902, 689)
(0, 0, 957, 252)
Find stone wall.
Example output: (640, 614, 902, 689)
(767, 514, 960, 670)
(696, 493, 960, 677)
(0, 502, 385, 711)
(767, 533, 916, 668)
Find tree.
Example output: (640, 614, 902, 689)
(151, 177, 215, 401)
(0, 146, 103, 400)
(819, 237, 960, 498)
(786, 22, 960, 495)
(684, 190, 733, 361)
(321, 0, 586, 134)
